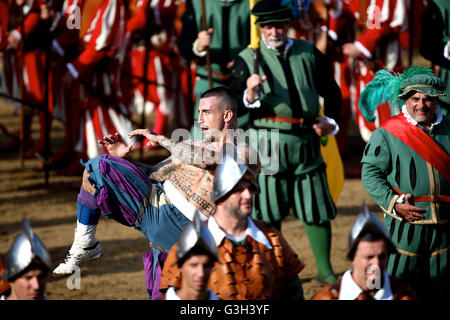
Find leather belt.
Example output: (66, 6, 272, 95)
(148, 240, 169, 253)
(392, 187, 450, 203)
(200, 67, 230, 81)
(264, 116, 316, 126)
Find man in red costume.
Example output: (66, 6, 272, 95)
(327, 0, 408, 147)
(2, 0, 51, 157)
(125, 0, 189, 145)
(49, 0, 134, 174)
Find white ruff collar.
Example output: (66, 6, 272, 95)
(401, 105, 443, 128)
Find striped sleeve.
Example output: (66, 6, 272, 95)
(71, 0, 122, 76)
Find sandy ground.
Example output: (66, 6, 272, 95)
(0, 100, 382, 300)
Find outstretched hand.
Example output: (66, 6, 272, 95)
(98, 133, 134, 158)
(128, 129, 163, 147)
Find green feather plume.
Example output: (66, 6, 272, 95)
(358, 64, 435, 123)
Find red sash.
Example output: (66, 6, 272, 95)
(381, 114, 450, 183)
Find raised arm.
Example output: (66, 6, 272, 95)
(128, 129, 219, 170)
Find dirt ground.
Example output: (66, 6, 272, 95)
(0, 99, 382, 300)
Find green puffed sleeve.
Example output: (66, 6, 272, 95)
(361, 128, 399, 214)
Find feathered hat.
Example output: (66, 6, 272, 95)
(358, 65, 445, 123)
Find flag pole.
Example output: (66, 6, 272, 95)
(200, 0, 212, 89)
(248, 0, 261, 97)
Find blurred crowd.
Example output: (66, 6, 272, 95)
(0, 0, 434, 171)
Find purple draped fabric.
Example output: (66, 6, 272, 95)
(88, 154, 152, 226)
(142, 249, 168, 300)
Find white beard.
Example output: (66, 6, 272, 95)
(267, 36, 285, 49)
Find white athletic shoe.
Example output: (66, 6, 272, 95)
(53, 224, 103, 275)
(53, 242, 103, 275)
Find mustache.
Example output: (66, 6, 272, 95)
(268, 36, 283, 42)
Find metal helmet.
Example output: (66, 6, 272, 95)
(176, 212, 218, 266)
(210, 143, 259, 203)
(2, 218, 51, 281)
(347, 200, 396, 260)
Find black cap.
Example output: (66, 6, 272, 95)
(251, 0, 293, 25)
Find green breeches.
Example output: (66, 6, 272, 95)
(385, 214, 449, 299)
(251, 164, 336, 225)
(248, 129, 336, 225)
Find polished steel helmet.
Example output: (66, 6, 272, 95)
(176, 212, 218, 265)
(210, 143, 259, 203)
(347, 200, 396, 259)
(2, 218, 51, 280)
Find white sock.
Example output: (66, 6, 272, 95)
(69, 221, 98, 253)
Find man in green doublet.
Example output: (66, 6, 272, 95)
(229, 0, 342, 284)
(361, 69, 450, 299)
(177, 0, 251, 138)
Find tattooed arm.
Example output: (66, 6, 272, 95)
(96, 132, 157, 174)
(128, 129, 218, 170)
